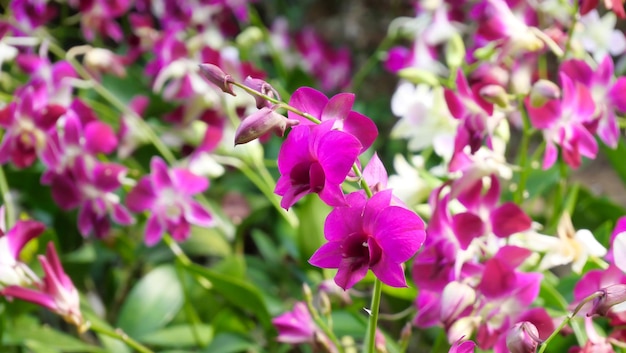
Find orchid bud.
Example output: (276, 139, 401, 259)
(84, 48, 126, 78)
(588, 284, 626, 316)
(198, 63, 236, 96)
(397, 68, 441, 87)
(479, 85, 509, 108)
(506, 321, 542, 353)
(529, 79, 560, 107)
(375, 329, 388, 353)
(243, 76, 281, 109)
(234, 107, 299, 145)
(441, 281, 476, 325)
(445, 33, 465, 70)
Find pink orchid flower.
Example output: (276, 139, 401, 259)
(275, 120, 362, 209)
(126, 157, 213, 246)
(560, 56, 626, 148)
(525, 72, 597, 169)
(2, 242, 85, 331)
(287, 87, 378, 151)
(309, 189, 426, 290)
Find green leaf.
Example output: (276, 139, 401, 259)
(116, 265, 184, 337)
(201, 333, 258, 353)
(184, 263, 273, 332)
(601, 140, 626, 186)
(294, 196, 331, 262)
(137, 324, 214, 348)
(4, 316, 105, 352)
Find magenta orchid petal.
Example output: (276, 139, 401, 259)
(144, 215, 165, 247)
(111, 204, 134, 225)
(323, 207, 363, 241)
(1, 286, 56, 310)
(321, 93, 355, 121)
(77, 205, 94, 236)
(609, 77, 626, 112)
(84, 121, 118, 154)
(478, 258, 517, 298)
(288, 87, 328, 123)
(363, 190, 393, 232)
(61, 113, 83, 146)
(171, 169, 209, 195)
(125, 178, 156, 212)
(309, 241, 343, 268)
(92, 163, 126, 192)
(335, 254, 370, 290)
(543, 142, 558, 170)
(185, 201, 213, 227)
(5, 220, 46, 260)
(494, 246, 533, 268)
(370, 252, 408, 287)
(342, 111, 378, 151)
(150, 157, 172, 189)
(489, 203, 532, 238)
(452, 212, 486, 249)
(362, 153, 388, 191)
(374, 206, 425, 262)
(277, 126, 310, 174)
(315, 130, 361, 184)
(170, 219, 191, 242)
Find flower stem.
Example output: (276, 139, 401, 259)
(230, 81, 321, 124)
(364, 278, 383, 353)
(537, 291, 603, 353)
(0, 166, 15, 229)
(303, 285, 345, 353)
(88, 320, 155, 353)
(514, 97, 531, 204)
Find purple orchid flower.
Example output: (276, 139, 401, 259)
(126, 157, 213, 246)
(287, 87, 378, 151)
(275, 120, 362, 209)
(10, 0, 58, 30)
(560, 56, 626, 148)
(49, 156, 133, 238)
(272, 301, 337, 352)
(444, 70, 495, 154)
(68, 0, 131, 42)
(41, 99, 118, 182)
(0, 216, 46, 288)
(0, 81, 65, 168)
(1, 242, 85, 331)
(525, 72, 597, 169)
(309, 189, 426, 290)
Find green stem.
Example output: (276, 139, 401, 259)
(303, 287, 345, 353)
(364, 278, 383, 353)
(537, 291, 603, 353)
(230, 81, 321, 124)
(352, 164, 374, 198)
(514, 98, 532, 204)
(0, 166, 15, 229)
(562, 2, 580, 60)
(88, 320, 155, 353)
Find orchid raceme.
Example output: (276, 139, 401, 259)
(309, 189, 426, 290)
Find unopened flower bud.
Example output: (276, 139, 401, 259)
(243, 76, 281, 109)
(319, 292, 331, 316)
(198, 63, 236, 96)
(234, 107, 299, 145)
(84, 48, 126, 78)
(446, 33, 465, 70)
(397, 68, 441, 87)
(506, 321, 542, 353)
(529, 79, 560, 107)
(588, 284, 626, 317)
(375, 329, 388, 353)
(479, 84, 509, 108)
